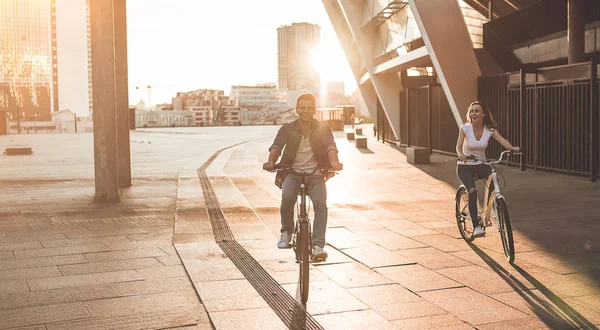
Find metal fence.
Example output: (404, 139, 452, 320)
(478, 60, 599, 179)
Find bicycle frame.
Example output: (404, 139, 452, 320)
(481, 168, 503, 228)
(295, 178, 312, 262)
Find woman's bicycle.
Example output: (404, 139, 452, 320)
(455, 150, 522, 263)
(269, 164, 335, 304)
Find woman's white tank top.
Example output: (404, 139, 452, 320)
(458, 124, 493, 165)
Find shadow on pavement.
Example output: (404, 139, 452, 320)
(387, 144, 600, 290)
(468, 243, 597, 329)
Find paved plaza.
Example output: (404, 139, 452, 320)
(0, 125, 599, 329)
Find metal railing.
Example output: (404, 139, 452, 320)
(478, 60, 600, 179)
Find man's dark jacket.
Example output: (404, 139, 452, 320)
(269, 118, 338, 188)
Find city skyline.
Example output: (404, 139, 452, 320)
(126, 0, 355, 107)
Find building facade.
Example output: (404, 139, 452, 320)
(135, 109, 193, 128)
(277, 22, 321, 90)
(0, 0, 93, 120)
(0, 0, 57, 119)
(230, 83, 287, 109)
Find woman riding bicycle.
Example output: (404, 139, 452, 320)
(456, 101, 520, 237)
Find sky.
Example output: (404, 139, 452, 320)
(125, 0, 356, 106)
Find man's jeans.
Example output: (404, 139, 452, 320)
(280, 173, 327, 248)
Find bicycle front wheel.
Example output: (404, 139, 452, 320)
(455, 186, 474, 242)
(298, 221, 310, 304)
(496, 198, 515, 263)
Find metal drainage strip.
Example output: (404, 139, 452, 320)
(198, 146, 323, 330)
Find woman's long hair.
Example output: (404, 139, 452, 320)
(466, 101, 497, 130)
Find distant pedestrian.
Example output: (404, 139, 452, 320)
(350, 113, 355, 129)
(373, 125, 377, 137)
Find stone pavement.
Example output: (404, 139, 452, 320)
(1, 125, 600, 329)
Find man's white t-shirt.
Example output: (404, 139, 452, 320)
(292, 134, 318, 172)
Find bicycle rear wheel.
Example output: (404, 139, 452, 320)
(495, 197, 515, 263)
(455, 186, 475, 242)
(298, 221, 310, 304)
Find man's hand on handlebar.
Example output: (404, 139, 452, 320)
(331, 161, 343, 171)
(458, 154, 467, 163)
(263, 162, 275, 171)
(511, 146, 521, 152)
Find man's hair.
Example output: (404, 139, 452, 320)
(296, 93, 316, 108)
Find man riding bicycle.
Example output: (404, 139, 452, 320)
(263, 93, 343, 261)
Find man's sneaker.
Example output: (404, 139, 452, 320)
(277, 231, 292, 249)
(473, 226, 486, 237)
(312, 246, 328, 262)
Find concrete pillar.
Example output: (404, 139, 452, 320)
(408, 0, 481, 127)
(90, 0, 120, 202)
(337, 0, 402, 140)
(114, 0, 132, 188)
(568, 0, 585, 64)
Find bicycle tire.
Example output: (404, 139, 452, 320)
(298, 221, 310, 304)
(496, 197, 515, 263)
(455, 186, 475, 242)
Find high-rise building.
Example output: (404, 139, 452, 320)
(0, 0, 57, 119)
(277, 22, 321, 91)
(0, 0, 91, 120)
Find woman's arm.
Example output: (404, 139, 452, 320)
(456, 127, 467, 163)
(492, 130, 520, 151)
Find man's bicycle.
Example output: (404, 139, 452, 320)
(455, 150, 522, 263)
(269, 164, 335, 304)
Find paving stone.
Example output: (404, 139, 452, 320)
(420, 287, 529, 325)
(374, 300, 448, 321)
(362, 231, 426, 251)
(0, 302, 90, 329)
(342, 246, 414, 268)
(156, 255, 183, 266)
(0, 241, 43, 252)
(395, 247, 473, 270)
(112, 276, 194, 296)
(58, 258, 163, 275)
(314, 309, 396, 330)
(84, 247, 167, 262)
(317, 262, 393, 288)
(209, 307, 287, 330)
(412, 234, 471, 252)
(282, 280, 367, 315)
(194, 279, 268, 312)
(14, 243, 110, 259)
(325, 227, 376, 250)
(378, 219, 439, 237)
(0, 284, 120, 310)
(182, 258, 245, 282)
(5, 325, 47, 330)
(27, 269, 144, 291)
(0, 251, 14, 259)
(567, 294, 600, 314)
(491, 290, 600, 328)
(348, 283, 422, 307)
(0, 254, 88, 271)
(83, 291, 206, 320)
(437, 265, 536, 295)
(64, 228, 147, 239)
(0, 265, 61, 281)
(41, 235, 129, 248)
(391, 314, 473, 330)
(46, 310, 202, 330)
(135, 265, 188, 279)
(376, 265, 462, 292)
(0, 279, 30, 295)
(475, 316, 563, 330)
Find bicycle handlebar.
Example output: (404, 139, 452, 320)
(269, 164, 334, 176)
(461, 150, 523, 164)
